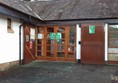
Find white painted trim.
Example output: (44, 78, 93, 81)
(76, 24, 81, 59)
(21, 26, 24, 60)
(104, 23, 108, 61)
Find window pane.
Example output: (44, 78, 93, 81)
(109, 39, 118, 47)
(109, 25, 118, 47)
(69, 26, 76, 45)
(57, 27, 65, 33)
(109, 33, 118, 38)
(68, 26, 76, 58)
(108, 25, 118, 61)
(108, 48, 118, 61)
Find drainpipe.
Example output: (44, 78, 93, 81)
(19, 20, 24, 65)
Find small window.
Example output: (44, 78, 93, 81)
(7, 18, 14, 33)
(108, 25, 118, 61)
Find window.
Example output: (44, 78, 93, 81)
(108, 25, 118, 61)
(109, 25, 118, 47)
(7, 18, 14, 33)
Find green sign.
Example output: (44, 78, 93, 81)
(49, 32, 62, 42)
(89, 25, 96, 34)
(56, 32, 62, 42)
(49, 33, 55, 40)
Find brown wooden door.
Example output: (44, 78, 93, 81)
(81, 24, 104, 64)
(35, 27, 46, 60)
(24, 25, 36, 64)
(36, 26, 76, 62)
(45, 26, 68, 61)
(45, 27, 56, 60)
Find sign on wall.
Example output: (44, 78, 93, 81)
(29, 41, 33, 49)
(49, 32, 62, 42)
(89, 25, 96, 34)
(50, 33, 55, 40)
(26, 35, 29, 42)
(38, 34, 44, 39)
(56, 32, 62, 42)
(30, 28, 35, 40)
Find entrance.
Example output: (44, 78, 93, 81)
(81, 24, 104, 64)
(35, 26, 76, 62)
(24, 25, 36, 63)
(24, 25, 76, 63)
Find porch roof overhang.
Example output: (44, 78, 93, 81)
(39, 18, 118, 26)
(0, 2, 43, 25)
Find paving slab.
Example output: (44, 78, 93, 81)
(0, 60, 118, 83)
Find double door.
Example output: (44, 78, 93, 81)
(36, 26, 75, 61)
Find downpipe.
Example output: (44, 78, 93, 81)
(19, 21, 24, 65)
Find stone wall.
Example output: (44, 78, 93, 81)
(0, 60, 19, 71)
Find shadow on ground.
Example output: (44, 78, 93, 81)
(22, 61, 74, 71)
(0, 60, 118, 83)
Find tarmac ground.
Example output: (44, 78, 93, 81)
(0, 60, 118, 83)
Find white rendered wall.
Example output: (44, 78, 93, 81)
(0, 15, 23, 64)
(76, 24, 81, 59)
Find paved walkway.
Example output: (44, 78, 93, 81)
(0, 60, 118, 83)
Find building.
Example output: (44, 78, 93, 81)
(0, 0, 42, 71)
(0, 0, 118, 71)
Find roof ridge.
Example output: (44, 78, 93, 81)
(24, 3, 43, 20)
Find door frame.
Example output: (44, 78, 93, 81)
(76, 24, 81, 61)
(104, 23, 108, 62)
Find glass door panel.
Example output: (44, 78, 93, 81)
(57, 42, 65, 58)
(36, 27, 44, 57)
(46, 40, 54, 57)
(56, 27, 66, 58)
(47, 27, 54, 33)
(68, 26, 76, 58)
(68, 46, 75, 58)
(46, 27, 55, 58)
(57, 27, 65, 33)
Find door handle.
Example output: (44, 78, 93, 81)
(78, 41, 81, 44)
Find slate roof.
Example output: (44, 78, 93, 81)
(0, 0, 118, 20)
(26, 0, 118, 20)
(0, 0, 39, 18)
